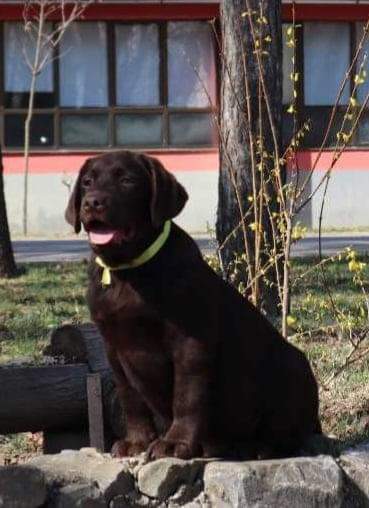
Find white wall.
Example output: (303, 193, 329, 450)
(4, 170, 219, 237)
(5, 168, 369, 238)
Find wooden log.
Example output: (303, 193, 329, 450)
(78, 323, 111, 373)
(44, 323, 124, 451)
(44, 323, 125, 438)
(0, 322, 124, 444)
(0, 365, 89, 434)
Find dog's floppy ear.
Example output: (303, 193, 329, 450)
(65, 158, 91, 234)
(141, 154, 188, 227)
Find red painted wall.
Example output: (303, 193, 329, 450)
(0, 3, 218, 21)
(283, 4, 369, 22)
(4, 150, 369, 175)
(1, 3, 368, 22)
(3, 151, 219, 174)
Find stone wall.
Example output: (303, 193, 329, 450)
(2, 444, 369, 507)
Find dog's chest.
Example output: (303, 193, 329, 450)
(89, 275, 146, 321)
(88, 266, 191, 347)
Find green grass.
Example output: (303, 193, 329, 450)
(2, 257, 369, 458)
(290, 255, 369, 449)
(291, 255, 369, 333)
(0, 262, 88, 364)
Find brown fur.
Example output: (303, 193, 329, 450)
(65, 150, 320, 460)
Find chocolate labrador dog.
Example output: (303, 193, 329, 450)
(65, 150, 320, 460)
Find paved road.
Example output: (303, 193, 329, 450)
(291, 235, 369, 258)
(11, 235, 369, 263)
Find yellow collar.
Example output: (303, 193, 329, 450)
(95, 220, 171, 286)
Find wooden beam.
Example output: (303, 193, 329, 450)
(87, 373, 105, 452)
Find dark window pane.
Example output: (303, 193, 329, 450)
(115, 114, 162, 147)
(61, 115, 108, 146)
(301, 107, 346, 148)
(4, 114, 54, 147)
(169, 113, 215, 146)
(357, 112, 369, 145)
(4, 92, 55, 109)
(282, 109, 295, 149)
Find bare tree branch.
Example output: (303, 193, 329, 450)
(21, 0, 93, 235)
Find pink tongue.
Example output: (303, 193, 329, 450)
(88, 230, 116, 245)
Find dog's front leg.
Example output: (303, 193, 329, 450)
(107, 349, 157, 457)
(149, 336, 212, 460)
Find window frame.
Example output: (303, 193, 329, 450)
(283, 20, 369, 149)
(0, 19, 218, 152)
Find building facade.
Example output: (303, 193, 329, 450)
(1, 1, 369, 236)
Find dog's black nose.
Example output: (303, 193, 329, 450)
(83, 194, 107, 213)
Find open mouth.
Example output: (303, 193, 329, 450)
(84, 220, 135, 245)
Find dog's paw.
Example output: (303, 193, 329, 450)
(111, 438, 151, 458)
(148, 437, 199, 460)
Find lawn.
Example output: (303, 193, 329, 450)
(0, 262, 89, 364)
(0, 262, 89, 463)
(1, 256, 369, 460)
(291, 255, 369, 450)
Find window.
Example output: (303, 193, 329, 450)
(167, 22, 216, 108)
(4, 22, 54, 101)
(304, 23, 350, 106)
(115, 24, 160, 107)
(59, 22, 108, 108)
(282, 21, 369, 148)
(355, 22, 369, 146)
(2, 20, 217, 150)
(282, 24, 294, 106)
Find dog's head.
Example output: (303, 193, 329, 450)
(65, 151, 188, 259)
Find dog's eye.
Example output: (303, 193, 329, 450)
(119, 176, 135, 186)
(82, 177, 93, 188)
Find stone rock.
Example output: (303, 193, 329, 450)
(54, 483, 106, 508)
(339, 441, 369, 507)
(8, 447, 369, 507)
(203, 455, 343, 508)
(168, 493, 210, 508)
(109, 496, 131, 508)
(92, 461, 134, 501)
(29, 448, 134, 502)
(137, 458, 205, 502)
(109, 492, 150, 507)
(0, 465, 47, 508)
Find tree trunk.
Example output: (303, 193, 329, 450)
(216, 0, 282, 316)
(0, 144, 17, 278)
